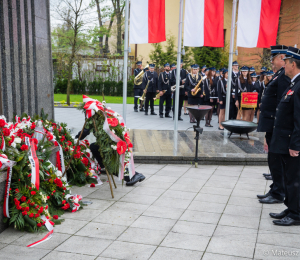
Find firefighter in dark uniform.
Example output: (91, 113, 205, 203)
(269, 46, 300, 226)
(133, 61, 145, 112)
(171, 60, 187, 121)
(158, 63, 172, 118)
(231, 61, 240, 119)
(257, 45, 291, 204)
(142, 64, 158, 115)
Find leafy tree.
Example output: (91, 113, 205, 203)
(149, 35, 177, 68)
(192, 46, 229, 69)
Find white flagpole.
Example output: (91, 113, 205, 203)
(122, 0, 130, 123)
(224, 0, 238, 125)
(174, 0, 184, 154)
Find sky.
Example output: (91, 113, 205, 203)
(49, 0, 112, 30)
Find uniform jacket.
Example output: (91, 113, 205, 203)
(203, 77, 218, 101)
(184, 73, 203, 98)
(257, 68, 291, 133)
(170, 68, 188, 95)
(234, 78, 253, 101)
(134, 68, 142, 89)
(270, 75, 300, 154)
(158, 71, 172, 95)
(217, 78, 227, 103)
(142, 71, 158, 92)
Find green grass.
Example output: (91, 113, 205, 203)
(54, 94, 160, 105)
(54, 94, 134, 104)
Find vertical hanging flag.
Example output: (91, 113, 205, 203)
(237, 0, 281, 48)
(129, 0, 166, 44)
(184, 0, 224, 47)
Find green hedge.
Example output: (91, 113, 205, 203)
(54, 79, 134, 97)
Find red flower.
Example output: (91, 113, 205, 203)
(67, 141, 72, 146)
(16, 205, 22, 210)
(31, 191, 36, 195)
(37, 223, 42, 227)
(38, 206, 44, 214)
(54, 141, 58, 146)
(86, 152, 90, 157)
(35, 205, 39, 209)
(116, 141, 127, 155)
(0, 119, 6, 128)
(82, 157, 89, 166)
(27, 200, 31, 204)
(107, 118, 119, 127)
(61, 136, 66, 141)
(53, 190, 56, 193)
(47, 196, 50, 199)
(63, 187, 66, 190)
(74, 153, 81, 159)
(20, 145, 29, 151)
(53, 215, 58, 220)
(30, 202, 35, 206)
(45, 205, 48, 210)
(64, 147, 69, 152)
(31, 123, 36, 130)
(3, 128, 10, 136)
(46, 216, 49, 219)
(21, 196, 26, 202)
(90, 183, 95, 187)
(62, 200, 66, 204)
(120, 123, 125, 127)
(25, 207, 29, 211)
(128, 142, 133, 148)
(29, 213, 34, 218)
(28, 174, 31, 178)
(22, 211, 27, 216)
(32, 138, 38, 145)
(35, 213, 40, 218)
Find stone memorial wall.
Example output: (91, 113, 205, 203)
(0, 0, 53, 120)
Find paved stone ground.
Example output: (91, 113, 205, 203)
(54, 105, 236, 134)
(1, 164, 299, 260)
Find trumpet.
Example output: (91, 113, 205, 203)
(171, 85, 185, 92)
(153, 90, 166, 101)
(192, 75, 206, 96)
(134, 64, 149, 85)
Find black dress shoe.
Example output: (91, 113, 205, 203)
(273, 216, 300, 226)
(140, 108, 145, 112)
(165, 114, 172, 118)
(263, 173, 271, 177)
(265, 175, 273, 180)
(151, 112, 157, 115)
(257, 192, 270, 199)
(145, 112, 148, 115)
(135, 172, 145, 182)
(178, 117, 183, 121)
(126, 172, 146, 186)
(160, 115, 163, 118)
(259, 195, 283, 204)
(134, 109, 138, 112)
(270, 210, 289, 219)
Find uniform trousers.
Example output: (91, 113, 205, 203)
(145, 92, 156, 113)
(134, 88, 143, 110)
(172, 94, 184, 118)
(159, 94, 172, 116)
(278, 153, 300, 220)
(266, 132, 285, 201)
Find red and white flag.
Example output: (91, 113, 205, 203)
(129, 0, 166, 44)
(237, 0, 281, 48)
(184, 0, 224, 47)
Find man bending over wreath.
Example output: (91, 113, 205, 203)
(76, 95, 145, 186)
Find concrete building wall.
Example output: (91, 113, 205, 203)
(0, 0, 54, 121)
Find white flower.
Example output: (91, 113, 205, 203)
(56, 170, 62, 177)
(122, 131, 125, 136)
(74, 198, 79, 203)
(107, 107, 111, 110)
(113, 112, 119, 117)
(0, 115, 6, 121)
(14, 137, 22, 144)
(111, 145, 117, 150)
(102, 101, 106, 104)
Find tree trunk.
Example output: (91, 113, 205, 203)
(104, 13, 115, 54)
(116, 1, 122, 54)
(95, 0, 103, 55)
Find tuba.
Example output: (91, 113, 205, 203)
(192, 75, 206, 96)
(134, 64, 149, 85)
